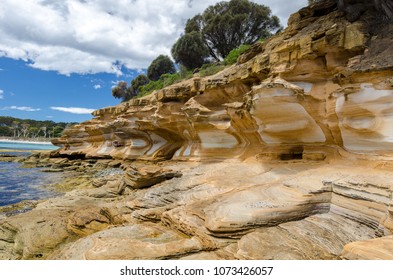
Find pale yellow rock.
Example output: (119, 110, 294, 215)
(0, 209, 72, 260)
(203, 181, 331, 234)
(341, 235, 393, 260)
(236, 213, 376, 260)
(344, 22, 368, 51)
(51, 8, 392, 161)
(51, 223, 203, 260)
(1, 2, 393, 261)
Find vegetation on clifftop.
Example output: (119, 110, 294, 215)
(112, 0, 281, 102)
(173, 0, 280, 63)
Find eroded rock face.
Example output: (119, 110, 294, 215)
(51, 3, 393, 163)
(336, 84, 393, 153)
(1, 3, 393, 260)
(45, 2, 393, 260)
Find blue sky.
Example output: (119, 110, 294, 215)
(0, 0, 307, 123)
(0, 56, 138, 122)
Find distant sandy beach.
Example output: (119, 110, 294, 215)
(0, 138, 53, 145)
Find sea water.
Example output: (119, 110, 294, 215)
(0, 140, 58, 151)
(0, 141, 61, 207)
(0, 162, 62, 207)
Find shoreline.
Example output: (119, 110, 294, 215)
(0, 138, 56, 146)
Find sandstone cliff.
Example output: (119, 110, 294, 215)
(53, 1, 393, 162)
(1, 1, 393, 260)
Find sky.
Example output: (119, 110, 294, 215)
(0, 0, 308, 123)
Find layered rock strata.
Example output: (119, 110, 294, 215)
(52, 2, 393, 163)
(1, 158, 392, 259)
(1, 2, 393, 259)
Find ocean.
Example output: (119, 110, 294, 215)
(0, 141, 61, 208)
(0, 140, 58, 151)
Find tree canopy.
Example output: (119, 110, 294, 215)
(129, 74, 149, 97)
(112, 81, 133, 102)
(112, 74, 151, 102)
(183, 0, 281, 61)
(147, 55, 176, 81)
(171, 31, 210, 70)
(111, 0, 282, 101)
(0, 116, 74, 139)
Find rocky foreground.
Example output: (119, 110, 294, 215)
(1, 1, 393, 259)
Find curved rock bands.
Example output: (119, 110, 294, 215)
(1, 160, 392, 260)
(2, 2, 393, 260)
(53, 76, 393, 162)
(52, 6, 393, 161)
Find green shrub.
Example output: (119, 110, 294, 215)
(179, 65, 194, 80)
(130, 74, 149, 96)
(137, 71, 193, 97)
(199, 63, 226, 77)
(160, 73, 180, 87)
(138, 80, 164, 97)
(224, 44, 251, 65)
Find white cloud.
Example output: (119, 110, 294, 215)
(94, 84, 102, 89)
(0, 89, 3, 99)
(50, 106, 96, 114)
(111, 80, 124, 88)
(0, 0, 307, 75)
(0, 106, 41, 112)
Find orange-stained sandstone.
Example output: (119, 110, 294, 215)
(1, 1, 393, 260)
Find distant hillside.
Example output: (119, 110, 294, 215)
(0, 116, 76, 139)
